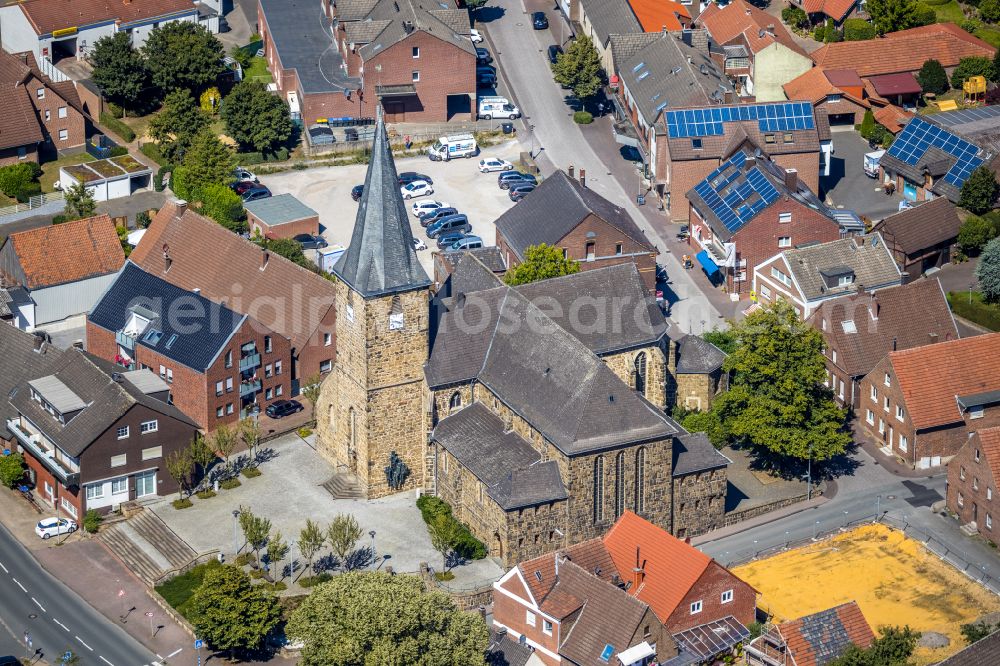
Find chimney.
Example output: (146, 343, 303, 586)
(869, 293, 879, 320)
(163, 243, 172, 273)
(32, 334, 44, 351)
(123, 0, 131, 5)
(766, 23, 775, 35)
(632, 546, 645, 591)
(173, 198, 187, 216)
(745, 7, 751, 14)
(193, 287, 201, 295)
(929, 332, 939, 344)
(892, 336, 897, 351)
(784, 168, 798, 191)
(689, 28, 708, 51)
(580, 168, 586, 188)
(260, 249, 270, 271)
(555, 553, 561, 580)
(662, 24, 667, 35)
(724, 91, 735, 103)
(568, 165, 575, 179)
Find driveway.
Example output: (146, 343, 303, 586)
(821, 130, 904, 223)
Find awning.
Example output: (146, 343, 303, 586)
(617, 642, 655, 665)
(376, 84, 417, 98)
(673, 616, 751, 661)
(696, 250, 721, 277)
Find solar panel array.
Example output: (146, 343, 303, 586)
(692, 152, 780, 233)
(886, 116, 985, 187)
(665, 102, 815, 139)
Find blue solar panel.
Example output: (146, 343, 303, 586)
(665, 102, 815, 138)
(886, 116, 986, 188)
(690, 151, 783, 233)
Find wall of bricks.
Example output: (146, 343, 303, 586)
(664, 561, 757, 632)
(947, 439, 1000, 545)
(248, 213, 319, 241)
(602, 344, 668, 411)
(29, 74, 86, 155)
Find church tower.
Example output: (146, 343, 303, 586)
(315, 107, 432, 498)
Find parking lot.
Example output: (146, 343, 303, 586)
(821, 130, 904, 223)
(261, 141, 522, 277)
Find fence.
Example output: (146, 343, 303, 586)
(0, 192, 65, 222)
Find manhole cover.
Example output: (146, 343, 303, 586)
(887, 495, 896, 500)
(28, 614, 37, 620)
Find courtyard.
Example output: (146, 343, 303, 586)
(734, 523, 1000, 665)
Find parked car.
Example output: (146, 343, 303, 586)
(241, 186, 272, 202)
(294, 234, 328, 250)
(398, 171, 433, 186)
(35, 517, 77, 540)
(436, 230, 468, 248)
(265, 399, 303, 418)
(232, 180, 258, 195)
(498, 172, 537, 189)
(234, 168, 258, 183)
(344, 127, 359, 142)
(448, 235, 484, 250)
(351, 185, 364, 201)
(401, 180, 434, 199)
(421, 206, 459, 227)
(479, 157, 514, 173)
(532, 11, 548, 29)
(476, 64, 496, 77)
(477, 71, 497, 88)
(476, 47, 493, 65)
(548, 44, 563, 64)
(412, 199, 450, 217)
(426, 213, 471, 238)
(470, 28, 483, 43)
(509, 183, 536, 201)
(413, 237, 428, 251)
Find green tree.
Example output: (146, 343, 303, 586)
(63, 181, 96, 220)
(221, 80, 293, 153)
(200, 87, 222, 115)
(681, 411, 727, 448)
(89, 32, 148, 111)
(187, 564, 281, 657)
(180, 131, 236, 202)
(828, 625, 920, 666)
(239, 417, 262, 467)
(960, 165, 1000, 214)
(702, 328, 737, 354)
(147, 90, 210, 163)
(165, 448, 193, 500)
(822, 18, 843, 42)
(298, 519, 327, 577)
(552, 35, 603, 100)
(427, 513, 459, 572)
(982, 0, 1000, 23)
(211, 423, 239, 476)
(260, 236, 309, 267)
(189, 433, 217, 485)
(327, 513, 363, 566)
(199, 183, 246, 233)
(266, 531, 289, 579)
(143, 22, 225, 94)
(859, 109, 876, 140)
(503, 243, 580, 285)
(286, 571, 489, 666)
(712, 300, 850, 461)
(238, 506, 272, 565)
(0, 452, 25, 488)
(958, 214, 998, 253)
(781, 6, 808, 28)
(961, 620, 1000, 644)
(976, 237, 1000, 302)
(866, 0, 920, 35)
(843, 18, 876, 40)
(916, 59, 949, 95)
(300, 374, 323, 409)
(951, 56, 995, 89)
(913, 2, 936, 26)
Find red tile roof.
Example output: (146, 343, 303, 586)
(3, 215, 124, 289)
(889, 332, 1000, 429)
(697, 0, 807, 56)
(811, 24, 996, 77)
(783, 67, 840, 104)
(873, 104, 914, 134)
(17, 0, 197, 35)
(802, 0, 857, 21)
(825, 69, 863, 88)
(868, 72, 922, 96)
(779, 602, 875, 666)
(627, 0, 691, 32)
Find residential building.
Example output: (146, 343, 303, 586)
(865, 73, 923, 110)
(659, 100, 831, 221)
(0, 323, 198, 519)
(858, 332, 1000, 468)
(686, 151, 857, 296)
(782, 67, 868, 126)
(808, 279, 959, 409)
(571, 0, 642, 73)
(790, 0, 859, 26)
(746, 601, 875, 666)
(486, 628, 545, 666)
(947, 427, 1000, 545)
(493, 169, 658, 293)
(935, 625, 1000, 665)
(0, 0, 216, 72)
(431, 246, 505, 293)
(0, 49, 88, 164)
(0, 214, 125, 330)
(244, 193, 319, 240)
(696, 0, 812, 101)
(669, 335, 728, 412)
(87, 263, 292, 429)
(872, 198, 962, 279)
(753, 233, 902, 319)
(128, 200, 337, 388)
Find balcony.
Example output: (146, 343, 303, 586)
(116, 330, 136, 350)
(6, 419, 81, 486)
(239, 353, 261, 372)
(240, 380, 262, 397)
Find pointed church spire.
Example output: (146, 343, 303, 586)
(331, 106, 432, 298)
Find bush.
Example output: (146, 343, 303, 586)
(155, 559, 222, 616)
(813, 24, 827, 41)
(100, 112, 136, 142)
(947, 291, 1000, 330)
(982, 0, 1000, 23)
(951, 56, 994, 89)
(234, 552, 253, 566)
(573, 110, 593, 124)
(297, 427, 313, 438)
(136, 210, 152, 228)
(173, 498, 193, 509)
(958, 214, 998, 253)
(0, 162, 41, 197)
(434, 571, 456, 581)
(962, 18, 983, 33)
(859, 109, 876, 140)
(220, 477, 242, 490)
(235, 151, 265, 165)
(298, 573, 333, 588)
(13, 181, 41, 203)
(51, 213, 76, 224)
(914, 3, 937, 26)
(248, 568, 265, 579)
(199, 182, 245, 231)
(196, 488, 217, 499)
(415, 495, 487, 560)
(782, 5, 808, 27)
(917, 59, 949, 95)
(272, 147, 290, 162)
(140, 142, 167, 166)
(107, 146, 129, 158)
(843, 18, 876, 40)
(83, 509, 103, 533)
(154, 165, 172, 192)
(107, 102, 125, 119)
(242, 467, 262, 478)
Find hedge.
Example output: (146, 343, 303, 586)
(416, 495, 487, 560)
(100, 113, 136, 143)
(154, 165, 173, 192)
(140, 142, 168, 166)
(235, 148, 291, 165)
(947, 291, 1000, 331)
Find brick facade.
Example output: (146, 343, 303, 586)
(602, 345, 668, 411)
(946, 432, 1000, 544)
(247, 212, 319, 241)
(29, 73, 86, 157)
(663, 561, 757, 632)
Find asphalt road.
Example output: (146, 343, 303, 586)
(0, 524, 159, 666)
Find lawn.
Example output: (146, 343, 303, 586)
(930, 1, 966, 23)
(243, 57, 273, 84)
(947, 291, 1000, 331)
(39, 151, 95, 192)
(154, 559, 221, 619)
(975, 25, 1000, 48)
(734, 524, 1000, 665)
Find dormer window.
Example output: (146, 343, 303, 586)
(838, 275, 854, 287)
(143, 329, 163, 345)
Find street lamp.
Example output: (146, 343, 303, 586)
(813, 520, 820, 540)
(806, 441, 813, 501)
(232, 509, 240, 555)
(369, 530, 377, 569)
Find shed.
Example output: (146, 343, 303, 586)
(58, 156, 152, 202)
(243, 193, 320, 239)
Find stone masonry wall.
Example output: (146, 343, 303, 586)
(672, 467, 727, 539)
(602, 344, 668, 412)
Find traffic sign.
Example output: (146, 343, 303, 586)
(195, 639, 204, 649)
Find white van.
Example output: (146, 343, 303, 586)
(428, 134, 479, 161)
(478, 96, 521, 120)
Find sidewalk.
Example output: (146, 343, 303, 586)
(691, 493, 831, 547)
(851, 420, 942, 480)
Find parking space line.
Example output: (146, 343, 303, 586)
(32, 597, 45, 612)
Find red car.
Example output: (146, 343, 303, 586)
(232, 181, 258, 195)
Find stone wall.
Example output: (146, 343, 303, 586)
(602, 344, 668, 412)
(672, 467, 727, 539)
(675, 369, 727, 412)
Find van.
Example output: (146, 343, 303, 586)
(426, 213, 471, 238)
(478, 96, 521, 120)
(427, 133, 479, 161)
(447, 235, 483, 250)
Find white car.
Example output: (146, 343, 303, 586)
(234, 168, 257, 183)
(411, 200, 450, 217)
(470, 28, 483, 43)
(479, 158, 514, 173)
(35, 517, 77, 540)
(413, 237, 428, 251)
(401, 180, 434, 199)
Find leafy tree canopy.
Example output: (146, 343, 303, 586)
(951, 56, 995, 89)
(181, 131, 236, 194)
(147, 89, 210, 163)
(960, 165, 1000, 215)
(221, 80, 293, 153)
(63, 182, 97, 221)
(916, 59, 949, 95)
(977, 236, 1000, 302)
(286, 572, 489, 666)
(503, 243, 580, 285)
(143, 22, 225, 94)
(187, 564, 281, 654)
(958, 214, 998, 253)
(843, 18, 876, 40)
(828, 626, 920, 666)
(0, 452, 25, 488)
(552, 35, 604, 100)
(866, 0, 921, 35)
(89, 32, 148, 109)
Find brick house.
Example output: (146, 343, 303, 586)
(873, 196, 962, 281)
(244, 193, 319, 241)
(858, 332, 1000, 469)
(0, 323, 198, 519)
(686, 151, 855, 297)
(783, 67, 869, 127)
(659, 101, 831, 223)
(808, 279, 959, 409)
(746, 601, 875, 666)
(87, 262, 292, 430)
(753, 233, 902, 320)
(790, 0, 859, 26)
(947, 427, 1000, 544)
(494, 170, 658, 293)
(128, 201, 337, 390)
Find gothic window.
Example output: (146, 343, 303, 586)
(635, 447, 646, 514)
(615, 452, 626, 518)
(634, 353, 647, 396)
(593, 456, 605, 523)
(348, 407, 356, 449)
(389, 295, 404, 330)
(449, 391, 462, 411)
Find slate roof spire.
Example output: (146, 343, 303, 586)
(332, 105, 431, 298)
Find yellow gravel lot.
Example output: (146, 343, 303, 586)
(733, 524, 1000, 665)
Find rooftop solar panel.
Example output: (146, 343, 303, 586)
(886, 116, 987, 189)
(666, 102, 816, 138)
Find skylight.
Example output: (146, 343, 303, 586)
(638, 71, 650, 81)
(632, 62, 645, 72)
(164, 334, 179, 350)
(841, 320, 857, 334)
(143, 329, 163, 345)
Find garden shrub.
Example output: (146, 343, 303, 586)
(235, 151, 265, 165)
(196, 489, 217, 499)
(0, 162, 41, 198)
(154, 165, 173, 192)
(199, 182, 245, 231)
(782, 5, 808, 27)
(83, 509, 103, 533)
(242, 467, 262, 478)
(107, 102, 125, 119)
(573, 111, 593, 124)
(100, 112, 136, 142)
(843, 18, 876, 40)
(173, 498, 193, 509)
(416, 495, 487, 560)
(140, 142, 167, 166)
(298, 573, 333, 588)
(951, 56, 994, 89)
(220, 477, 242, 490)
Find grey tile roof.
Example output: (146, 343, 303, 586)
(243, 193, 318, 226)
(675, 334, 726, 373)
(673, 432, 730, 476)
(609, 33, 662, 69)
(873, 197, 961, 257)
(344, 19, 392, 44)
(494, 170, 654, 261)
(354, 0, 475, 59)
(781, 233, 902, 302)
(0, 288, 12, 318)
(0, 323, 62, 439)
(332, 110, 432, 297)
(487, 630, 536, 666)
(579, 0, 642, 46)
(447, 251, 504, 294)
(432, 402, 566, 509)
(938, 630, 1000, 665)
(88, 263, 246, 372)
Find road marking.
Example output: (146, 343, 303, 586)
(53, 618, 69, 631)
(0, 560, 7, 573)
(98, 656, 113, 666)
(31, 597, 45, 612)
(75, 636, 93, 651)
(166, 648, 182, 658)
(12, 578, 26, 592)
